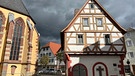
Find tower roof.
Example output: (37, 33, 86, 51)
(0, 0, 29, 16)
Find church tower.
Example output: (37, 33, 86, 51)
(0, 0, 39, 76)
(61, 0, 127, 76)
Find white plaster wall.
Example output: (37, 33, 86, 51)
(85, 10, 89, 13)
(87, 38, 95, 44)
(87, 33, 94, 36)
(75, 18, 80, 23)
(100, 45, 110, 51)
(68, 26, 74, 31)
(106, 18, 111, 23)
(96, 10, 101, 13)
(68, 45, 84, 51)
(70, 55, 121, 76)
(68, 38, 76, 44)
(112, 38, 123, 44)
(84, 27, 90, 30)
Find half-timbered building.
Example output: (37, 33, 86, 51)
(61, 0, 127, 76)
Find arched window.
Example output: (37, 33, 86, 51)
(0, 14, 2, 26)
(9, 19, 23, 60)
(72, 63, 87, 76)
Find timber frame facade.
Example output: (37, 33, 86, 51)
(61, 0, 127, 76)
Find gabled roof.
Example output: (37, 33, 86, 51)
(0, 0, 29, 16)
(61, 0, 126, 34)
(42, 42, 61, 55)
(126, 27, 135, 32)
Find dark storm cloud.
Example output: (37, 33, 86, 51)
(98, 0, 135, 28)
(23, 0, 135, 46)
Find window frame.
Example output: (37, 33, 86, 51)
(128, 52, 134, 58)
(0, 15, 2, 26)
(89, 3, 94, 9)
(96, 18, 103, 27)
(82, 18, 89, 27)
(126, 40, 133, 47)
(9, 19, 23, 60)
(104, 34, 111, 45)
(126, 32, 131, 37)
(77, 34, 84, 44)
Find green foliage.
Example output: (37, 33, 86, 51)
(39, 55, 49, 67)
(56, 52, 64, 64)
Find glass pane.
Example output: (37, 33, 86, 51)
(78, 35, 83, 44)
(97, 18, 102, 26)
(10, 20, 22, 60)
(73, 65, 86, 76)
(83, 18, 88, 26)
(0, 15, 2, 26)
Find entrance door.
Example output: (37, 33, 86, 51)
(72, 64, 87, 76)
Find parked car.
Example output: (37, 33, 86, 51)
(38, 69, 49, 74)
(49, 69, 57, 74)
(38, 69, 44, 74)
(57, 69, 62, 75)
(43, 69, 50, 74)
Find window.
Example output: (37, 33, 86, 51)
(9, 19, 23, 60)
(49, 52, 51, 56)
(46, 47, 48, 50)
(83, 18, 89, 26)
(40, 54, 42, 57)
(51, 59, 54, 63)
(77, 34, 83, 44)
(89, 3, 94, 9)
(126, 40, 133, 47)
(128, 52, 134, 58)
(43, 53, 45, 56)
(46, 53, 48, 56)
(124, 65, 130, 73)
(73, 64, 87, 76)
(0, 15, 2, 26)
(96, 18, 103, 26)
(104, 34, 111, 45)
(126, 33, 130, 37)
(43, 48, 45, 51)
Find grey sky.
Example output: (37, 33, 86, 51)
(23, 0, 135, 46)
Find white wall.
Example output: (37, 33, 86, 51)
(70, 55, 121, 76)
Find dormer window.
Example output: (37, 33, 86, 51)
(83, 18, 89, 26)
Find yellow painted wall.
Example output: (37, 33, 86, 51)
(0, 6, 39, 76)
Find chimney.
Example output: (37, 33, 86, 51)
(74, 9, 79, 16)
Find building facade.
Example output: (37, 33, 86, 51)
(0, 0, 39, 76)
(39, 42, 64, 71)
(123, 27, 135, 75)
(61, 0, 127, 76)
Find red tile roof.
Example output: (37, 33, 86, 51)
(43, 42, 61, 55)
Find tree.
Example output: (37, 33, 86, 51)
(39, 55, 49, 68)
(56, 52, 64, 69)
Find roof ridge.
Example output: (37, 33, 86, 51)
(61, 0, 126, 34)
